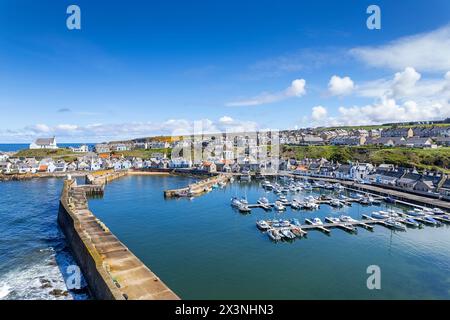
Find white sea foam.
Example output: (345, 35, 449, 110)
(0, 284, 11, 299)
(0, 250, 89, 300)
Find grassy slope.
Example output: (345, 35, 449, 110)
(14, 148, 79, 162)
(111, 148, 172, 159)
(282, 145, 450, 173)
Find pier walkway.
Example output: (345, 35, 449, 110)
(59, 176, 179, 300)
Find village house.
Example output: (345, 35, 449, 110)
(396, 172, 422, 190)
(200, 161, 217, 173)
(404, 137, 436, 148)
(434, 136, 450, 146)
(413, 173, 442, 193)
(0, 161, 12, 173)
(351, 163, 374, 181)
(95, 144, 111, 153)
(438, 178, 450, 198)
(0, 152, 9, 161)
(335, 164, 352, 179)
(29, 137, 58, 150)
(70, 145, 89, 153)
(330, 136, 366, 146)
(381, 127, 414, 138)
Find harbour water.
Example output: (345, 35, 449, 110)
(0, 179, 89, 300)
(88, 175, 450, 299)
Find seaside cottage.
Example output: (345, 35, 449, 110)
(396, 172, 422, 190)
(0, 161, 12, 173)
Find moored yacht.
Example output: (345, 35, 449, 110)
(267, 229, 282, 241)
(274, 201, 286, 211)
(384, 218, 407, 231)
(256, 220, 270, 230)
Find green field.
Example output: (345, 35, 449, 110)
(13, 148, 80, 162)
(282, 145, 450, 173)
(111, 148, 172, 159)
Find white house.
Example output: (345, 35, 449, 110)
(30, 137, 58, 149)
(0, 153, 9, 161)
(70, 145, 89, 153)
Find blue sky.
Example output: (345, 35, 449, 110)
(0, 0, 450, 142)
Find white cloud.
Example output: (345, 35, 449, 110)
(219, 116, 234, 124)
(311, 105, 328, 121)
(0, 117, 261, 143)
(226, 79, 306, 107)
(304, 67, 450, 126)
(328, 75, 354, 96)
(350, 25, 450, 72)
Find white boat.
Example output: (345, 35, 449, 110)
(327, 217, 341, 224)
(278, 195, 289, 204)
(261, 180, 273, 189)
(333, 183, 344, 190)
(311, 217, 324, 225)
(330, 199, 344, 207)
(274, 201, 286, 211)
(304, 201, 319, 210)
(267, 229, 282, 241)
(280, 228, 296, 239)
(238, 204, 251, 213)
(256, 220, 270, 230)
(407, 209, 425, 217)
(432, 208, 445, 215)
(290, 199, 301, 210)
(371, 211, 388, 219)
(240, 196, 248, 205)
(231, 197, 241, 208)
(384, 218, 407, 231)
(257, 197, 269, 205)
(339, 215, 358, 223)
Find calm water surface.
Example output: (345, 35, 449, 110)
(89, 176, 450, 299)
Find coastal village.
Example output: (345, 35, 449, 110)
(1, 124, 450, 201)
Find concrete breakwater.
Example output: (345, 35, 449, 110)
(164, 174, 230, 198)
(58, 176, 179, 300)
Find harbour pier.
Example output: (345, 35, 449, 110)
(58, 174, 179, 300)
(164, 174, 230, 198)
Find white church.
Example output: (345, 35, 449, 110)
(29, 137, 59, 150)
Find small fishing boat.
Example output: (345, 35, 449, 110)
(261, 180, 273, 190)
(407, 209, 425, 217)
(280, 228, 296, 239)
(303, 201, 319, 210)
(326, 217, 341, 224)
(310, 217, 324, 226)
(384, 218, 407, 231)
(290, 226, 304, 237)
(290, 199, 301, 210)
(274, 201, 286, 211)
(267, 229, 282, 241)
(256, 220, 270, 230)
(278, 195, 289, 204)
(423, 216, 440, 226)
(385, 196, 396, 203)
(330, 199, 344, 207)
(371, 211, 389, 219)
(339, 215, 358, 223)
(432, 208, 445, 215)
(238, 203, 251, 213)
(231, 197, 241, 208)
(400, 217, 421, 228)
